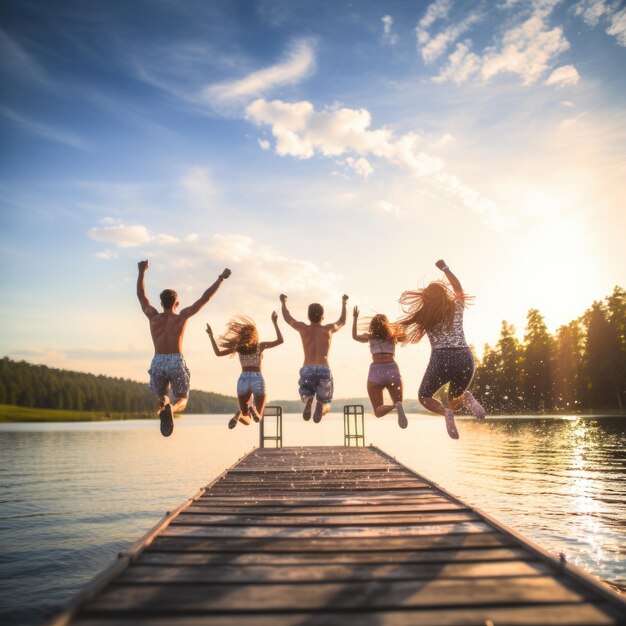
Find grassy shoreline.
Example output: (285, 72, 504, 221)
(0, 403, 623, 423)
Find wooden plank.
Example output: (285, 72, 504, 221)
(136, 546, 535, 566)
(171, 512, 480, 526)
(184, 503, 466, 514)
(69, 603, 624, 626)
(148, 533, 512, 553)
(197, 493, 449, 505)
(84, 576, 591, 613)
(161, 521, 492, 539)
(119, 560, 552, 584)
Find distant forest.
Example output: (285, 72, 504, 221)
(0, 286, 623, 416)
(471, 286, 625, 413)
(0, 358, 238, 415)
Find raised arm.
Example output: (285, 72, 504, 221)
(352, 306, 369, 343)
(327, 294, 348, 333)
(436, 259, 463, 297)
(280, 294, 306, 330)
(136, 260, 158, 318)
(260, 311, 285, 350)
(205, 324, 235, 357)
(179, 268, 231, 319)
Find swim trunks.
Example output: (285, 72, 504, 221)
(298, 365, 334, 406)
(148, 353, 190, 399)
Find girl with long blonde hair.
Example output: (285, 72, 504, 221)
(352, 310, 408, 428)
(206, 313, 283, 429)
(398, 259, 485, 439)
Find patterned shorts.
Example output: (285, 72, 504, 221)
(298, 365, 334, 406)
(236, 371, 266, 397)
(148, 353, 190, 399)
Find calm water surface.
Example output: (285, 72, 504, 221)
(0, 413, 624, 624)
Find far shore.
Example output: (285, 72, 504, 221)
(0, 403, 623, 423)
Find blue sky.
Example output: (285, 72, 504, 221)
(1, 0, 625, 399)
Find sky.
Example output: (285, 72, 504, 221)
(1, 0, 625, 400)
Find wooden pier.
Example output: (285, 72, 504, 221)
(53, 445, 626, 625)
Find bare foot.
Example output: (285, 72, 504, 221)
(444, 408, 459, 440)
(396, 402, 408, 429)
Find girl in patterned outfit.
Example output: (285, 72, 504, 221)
(398, 259, 485, 439)
(206, 313, 283, 429)
(352, 309, 408, 429)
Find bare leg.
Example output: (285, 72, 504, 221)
(367, 383, 395, 417)
(170, 395, 188, 415)
(388, 382, 407, 429)
(252, 394, 266, 421)
(238, 394, 252, 425)
(420, 396, 458, 439)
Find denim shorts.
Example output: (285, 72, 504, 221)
(148, 353, 190, 399)
(298, 365, 334, 405)
(236, 371, 266, 397)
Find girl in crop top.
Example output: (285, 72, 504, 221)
(352, 308, 408, 429)
(397, 259, 486, 440)
(206, 312, 283, 429)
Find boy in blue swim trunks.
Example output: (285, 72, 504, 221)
(280, 293, 348, 422)
(137, 260, 231, 437)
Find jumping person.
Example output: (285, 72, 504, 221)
(397, 259, 485, 439)
(137, 260, 231, 437)
(352, 308, 408, 428)
(206, 312, 283, 429)
(280, 293, 348, 422)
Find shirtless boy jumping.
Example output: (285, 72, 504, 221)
(280, 293, 348, 422)
(137, 260, 231, 437)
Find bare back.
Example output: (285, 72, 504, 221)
(298, 324, 334, 366)
(150, 312, 188, 354)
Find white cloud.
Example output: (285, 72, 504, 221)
(575, 1, 626, 45)
(418, 13, 482, 64)
(433, 3, 570, 85)
(245, 98, 510, 231)
(88, 223, 152, 248)
(88, 220, 179, 249)
(346, 156, 374, 179)
(381, 15, 399, 45)
(545, 64, 580, 86)
(561, 100, 575, 107)
(258, 138, 271, 150)
(418, 0, 452, 32)
(0, 105, 85, 149)
(606, 7, 626, 46)
(201, 38, 315, 106)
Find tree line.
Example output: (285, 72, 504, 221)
(0, 358, 238, 415)
(471, 286, 625, 413)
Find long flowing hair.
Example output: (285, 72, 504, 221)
(397, 281, 470, 344)
(219, 317, 259, 354)
(367, 313, 403, 342)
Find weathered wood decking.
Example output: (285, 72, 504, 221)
(54, 445, 626, 625)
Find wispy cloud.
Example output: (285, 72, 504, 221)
(381, 15, 399, 45)
(424, 1, 570, 86)
(0, 105, 85, 149)
(245, 98, 512, 231)
(180, 166, 216, 211)
(575, 0, 626, 45)
(0, 28, 48, 85)
(201, 38, 316, 107)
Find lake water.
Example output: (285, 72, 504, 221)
(0, 413, 624, 625)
